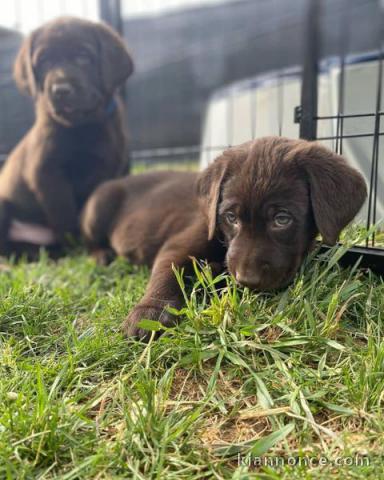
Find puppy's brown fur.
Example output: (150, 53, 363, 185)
(81, 137, 367, 340)
(0, 17, 134, 256)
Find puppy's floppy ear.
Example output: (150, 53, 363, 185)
(294, 141, 367, 245)
(196, 154, 230, 240)
(196, 142, 251, 240)
(96, 22, 134, 94)
(13, 31, 37, 97)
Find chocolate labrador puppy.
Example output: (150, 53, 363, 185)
(81, 137, 367, 340)
(0, 17, 134, 256)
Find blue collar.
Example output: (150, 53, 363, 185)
(105, 98, 117, 115)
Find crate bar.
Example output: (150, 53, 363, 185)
(299, 0, 319, 140)
(334, 0, 350, 156)
(98, 0, 123, 35)
(317, 132, 384, 141)
(316, 112, 384, 120)
(98, 0, 129, 169)
(366, 16, 384, 245)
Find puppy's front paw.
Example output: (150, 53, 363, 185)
(91, 247, 116, 266)
(122, 304, 176, 342)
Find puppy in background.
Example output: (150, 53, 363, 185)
(81, 137, 367, 340)
(0, 17, 134, 256)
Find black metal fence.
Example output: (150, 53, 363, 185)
(297, 0, 384, 271)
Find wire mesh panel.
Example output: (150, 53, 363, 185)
(297, 0, 384, 270)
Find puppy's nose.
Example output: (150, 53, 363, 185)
(235, 270, 261, 289)
(235, 263, 270, 289)
(51, 83, 73, 100)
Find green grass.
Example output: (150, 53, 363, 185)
(0, 233, 383, 479)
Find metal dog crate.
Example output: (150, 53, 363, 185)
(298, 0, 384, 272)
(1, 0, 383, 272)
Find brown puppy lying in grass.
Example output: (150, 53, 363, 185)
(81, 137, 367, 340)
(0, 17, 133, 257)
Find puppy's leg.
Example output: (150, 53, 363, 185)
(122, 221, 212, 341)
(81, 180, 125, 265)
(26, 162, 79, 242)
(0, 198, 12, 255)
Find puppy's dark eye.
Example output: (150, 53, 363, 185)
(74, 51, 92, 65)
(273, 212, 292, 228)
(225, 211, 238, 225)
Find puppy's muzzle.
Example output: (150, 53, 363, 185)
(234, 263, 271, 290)
(51, 82, 75, 103)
